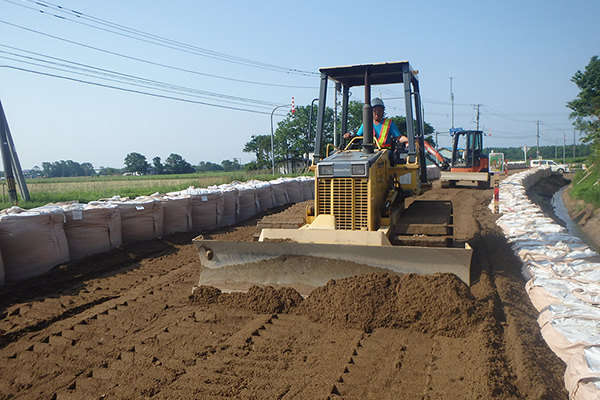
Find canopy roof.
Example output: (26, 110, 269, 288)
(319, 61, 416, 87)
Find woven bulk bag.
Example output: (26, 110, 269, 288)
(209, 185, 237, 228)
(297, 176, 315, 201)
(232, 182, 259, 222)
(174, 187, 222, 231)
(60, 202, 122, 260)
(247, 180, 274, 211)
(153, 194, 192, 235)
(93, 196, 163, 243)
(269, 179, 289, 205)
(0, 206, 70, 283)
(426, 165, 440, 180)
(280, 177, 303, 203)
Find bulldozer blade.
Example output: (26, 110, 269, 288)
(193, 237, 472, 295)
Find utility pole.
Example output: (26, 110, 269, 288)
(270, 103, 292, 175)
(563, 131, 566, 165)
(449, 76, 455, 129)
(473, 104, 483, 130)
(0, 100, 29, 203)
(535, 121, 540, 159)
(573, 128, 576, 158)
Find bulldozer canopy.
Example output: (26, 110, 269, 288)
(319, 61, 417, 87)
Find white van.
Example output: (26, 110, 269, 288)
(530, 159, 570, 173)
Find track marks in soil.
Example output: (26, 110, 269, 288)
(154, 313, 363, 399)
(329, 330, 488, 399)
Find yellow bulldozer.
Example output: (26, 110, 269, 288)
(193, 61, 473, 295)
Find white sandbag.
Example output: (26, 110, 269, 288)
(270, 179, 289, 205)
(247, 180, 274, 211)
(58, 202, 122, 260)
(224, 182, 259, 222)
(209, 185, 237, 228)
(493, 168, 600, 397)
(297, 176, 315, 201)
(565, 347, 600, 399)
(173, 187, 222, 231)
(287, 178, 304, 203)
(153, 194, 192, 235)
(92, 196, 163, 243)
(426, 165, 440, 180)
(0, 206, 70, 283)
(276, 177, 303, 203)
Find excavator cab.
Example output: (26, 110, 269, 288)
(440, 130, 491, 188)
(450, 130, 488, 173)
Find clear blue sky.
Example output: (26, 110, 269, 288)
(0, 0, 598, 169)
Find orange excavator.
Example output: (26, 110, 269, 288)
(426, 129, 491, 189)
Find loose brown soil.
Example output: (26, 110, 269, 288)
(0, 171, 571, 399)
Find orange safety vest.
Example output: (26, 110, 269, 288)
(375, 118, 392, 149)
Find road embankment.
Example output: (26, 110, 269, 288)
(562, 185, 600, 250)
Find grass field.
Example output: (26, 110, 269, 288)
(0, 171, 284, 210)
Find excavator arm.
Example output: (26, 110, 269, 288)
(424, 141, 450, 170)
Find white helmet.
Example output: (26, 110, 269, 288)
(372, 98, 385, 108)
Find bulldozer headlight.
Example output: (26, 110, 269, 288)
(351, 163, 367, 176)
(318, 164, 334, 176)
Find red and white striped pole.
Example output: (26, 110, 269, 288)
(493, 175, 500, 214)
(291, 97, 295, 114)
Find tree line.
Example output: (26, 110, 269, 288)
(243, 100, 436, 171)
(244, 53, 600, 171)
(485, 144, 592, 162)
(27, 153, 242, 178)
(25, 54, 600, 180)
(567, 55, 600, 164)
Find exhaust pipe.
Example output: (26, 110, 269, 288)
(362, 68, 374, 154)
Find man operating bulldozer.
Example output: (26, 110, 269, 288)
(343, 98, 409, 149)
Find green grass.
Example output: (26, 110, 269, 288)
(570, 164, 600, 207)
(0, 170, 292, 210)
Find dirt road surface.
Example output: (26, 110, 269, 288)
(0, 173, 570, 399)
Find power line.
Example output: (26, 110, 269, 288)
(0, 48, 283, 109)
(0, 65, 289, 115)
(3, 0, 318, 77)
(0, 19, 315, 90)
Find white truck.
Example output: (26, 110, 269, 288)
(530, 159, 570, 173)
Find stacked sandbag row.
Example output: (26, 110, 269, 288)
(90, 196, 164, 243)
(51, 202, 121, 260)
(493, 167, 600, 399)
(0, 177, 315, 285)
(168, 177, 315, 230)
(426, 165, 440, 180)
(0, 206, 70, 283)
